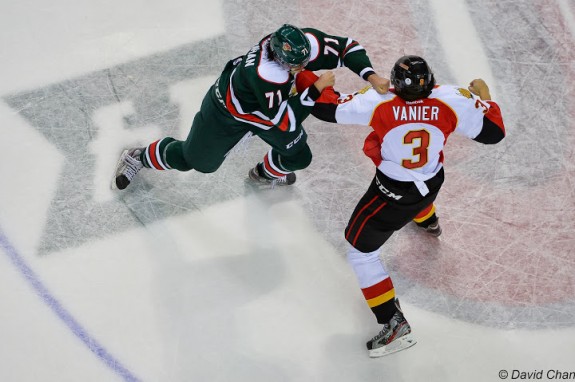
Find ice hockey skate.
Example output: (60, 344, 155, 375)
(248, 163, 296, 187)
(112, 148, 144, 190)
(366, 300, 416, 357)
(418, 219, 442, 237)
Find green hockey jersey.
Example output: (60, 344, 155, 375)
(214, 28, 377, 132)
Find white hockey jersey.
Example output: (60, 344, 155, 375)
(315, 84, 505, 195)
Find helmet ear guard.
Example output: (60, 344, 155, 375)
(391, 55, 435, 101)
(270, 24, 311, 71)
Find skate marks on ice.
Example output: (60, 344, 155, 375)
(378, 0, 575, 329)
(3, 0, 574, 333)
(2, 37, 243, 255)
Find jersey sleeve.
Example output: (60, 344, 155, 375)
(302, 28, 376, 81)
(334, 88, 388, 124)
(447, 86, 506, 144)
(472, 101, 506, 144)
(312, 86, 391, 126)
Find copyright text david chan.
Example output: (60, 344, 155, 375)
(499, 370, 575, 380)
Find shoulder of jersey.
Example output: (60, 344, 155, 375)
(250, 38, 290, 85)
(304, 32, 320, 62)
(429, 84, 475, 102)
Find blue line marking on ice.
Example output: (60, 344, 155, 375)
(0, 228, 141, 382)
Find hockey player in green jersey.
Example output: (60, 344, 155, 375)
(113, 24, 389, 189)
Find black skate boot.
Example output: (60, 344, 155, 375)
(416, 218, 442, 237)
(248, 163, 296, 187)
(366, 299, 417, 357)
(421, 219, 442, 237)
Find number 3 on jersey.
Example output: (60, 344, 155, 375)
(402, 129, 430, 169)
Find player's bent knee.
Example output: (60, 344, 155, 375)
(282, 145, 312, 171)
(346, 246, 381, 265)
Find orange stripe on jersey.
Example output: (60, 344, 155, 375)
(362, 131, 383, 166)
(413, 204, 436, 223)
(366, 98, 396, 139)
(277, 110, 290, 132)
(366, 289, 395, 308)
(362, 277, 394, 300)
(225, 85, 274, 128)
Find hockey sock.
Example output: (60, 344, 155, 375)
(140, 138, 191, 171)
(347, 246, 398, 324)
(413, 203, 438, 228)
(141, 138, 174, 170)
(259, 150, 293, 179)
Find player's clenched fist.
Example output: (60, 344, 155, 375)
(314, 71, 336, 92)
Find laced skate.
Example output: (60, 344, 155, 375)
(366, 300, 417, 357)
(248, 164, 296, 187)
(112, 148, 144, 190)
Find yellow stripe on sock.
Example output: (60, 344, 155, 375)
(366, 289, 395, 308)
(413, 205, 436, 223)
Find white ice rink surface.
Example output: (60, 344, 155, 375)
(1, 1, 575, 381)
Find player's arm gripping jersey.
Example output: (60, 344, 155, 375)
(302, 28, 377, 81)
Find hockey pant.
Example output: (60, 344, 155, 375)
(345, 168, 444, 253)
(138, 85, 312, 174)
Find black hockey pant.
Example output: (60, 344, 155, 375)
(345, 168, 445, 253)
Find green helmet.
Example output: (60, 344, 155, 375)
(269, 24, 311, 70)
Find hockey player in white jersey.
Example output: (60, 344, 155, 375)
(300, 55, 506, 357)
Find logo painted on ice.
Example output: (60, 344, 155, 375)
(3, 36, 227, 254)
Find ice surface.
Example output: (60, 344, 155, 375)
(1, 0, 574, 381)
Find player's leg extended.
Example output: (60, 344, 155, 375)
(347, 245, 416, 357)
(113, 139, 184, 190)
(344, 182, 401, 325)
(344, 181, 416, 357)
(113, 134, 210, 190)
(113, 88, 248, 190)
(344, 176, 441, 357)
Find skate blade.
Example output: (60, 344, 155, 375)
(368, 334, 417, 358)
(110, 149, 129, 190)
